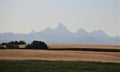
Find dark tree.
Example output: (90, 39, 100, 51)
(19, 41, 26, 45)
(1, 42, 7, 45)
(26, 41, 48, 49)
(25, 44, 32, 49)
(8, 41, 18, 45)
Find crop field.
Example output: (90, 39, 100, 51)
(0, 49, 120, 63)
(48, 44, 120, 49)
(0, 60, 120, 72)
(0, 44, 120, 72)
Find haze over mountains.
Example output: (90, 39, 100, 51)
(0, 23, 119, 45)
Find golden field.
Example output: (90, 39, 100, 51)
(0, 44, 120, 63)
(48, 44, 120, 49)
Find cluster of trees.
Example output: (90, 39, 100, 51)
(1, 41, 26, 45)
(0, 40, 48, 49)
(26, 41, 48, 49)
(0, 41, 26, 49)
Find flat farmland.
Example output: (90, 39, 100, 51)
(48, 44, 120, 49)
(0, 44, 120, 63)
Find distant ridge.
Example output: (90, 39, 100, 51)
(0, 23, 119, 45)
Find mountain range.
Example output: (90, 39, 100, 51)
(0, 23, 120, 45)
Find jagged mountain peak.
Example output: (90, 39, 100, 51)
(55, 23, 67, 30)
(76, 28, 88, 35)
(41, 27, 53, 33)
(44, 27, 53, 31)
(89, 30, 109, 39)
(77, 28, 88, 33)
(91, 30, 106, 35)
(58, 23, 66, 27)
(52, 23, 71, 34)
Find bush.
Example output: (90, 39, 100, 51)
(26, 41, 48, 49)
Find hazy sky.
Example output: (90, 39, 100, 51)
(0, 0, 119, 37)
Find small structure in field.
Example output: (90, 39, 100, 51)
(18, 44, 26, 48)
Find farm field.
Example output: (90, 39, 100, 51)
(48, 44, 120, 49)
(0, 60, 120, 72)
(0, 44, 120, 72)
(0, 49, 120, 63)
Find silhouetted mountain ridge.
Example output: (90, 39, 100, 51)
(0, 23, 119, 45)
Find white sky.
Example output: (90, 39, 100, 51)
(0, 0, 119, 37)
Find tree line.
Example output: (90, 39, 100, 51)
(0, 40, 48, 49)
